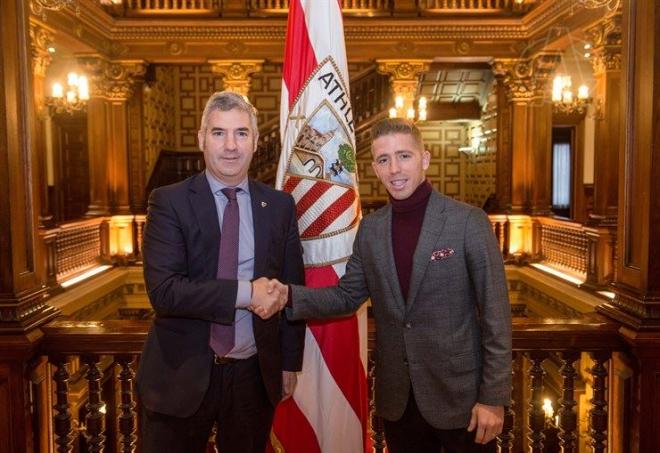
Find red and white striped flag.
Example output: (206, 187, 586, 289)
(269, 1, 368, 452)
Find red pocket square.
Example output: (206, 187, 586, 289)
(431, 248, 455, 261)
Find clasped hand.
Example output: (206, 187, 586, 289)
(250, 277, 288, 319)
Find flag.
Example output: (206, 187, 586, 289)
(269, 1, 368, 452)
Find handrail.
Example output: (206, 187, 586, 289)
(40, 313, 624, 355)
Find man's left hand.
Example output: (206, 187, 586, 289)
(281, 371, 297, 401)
(467, 403, 504, 444)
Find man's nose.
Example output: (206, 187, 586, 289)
(389, 159, 400, 174)
(225, 133, 237, 150)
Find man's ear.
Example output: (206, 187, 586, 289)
(422, 149, 431, 170)
(197, 129, 205, 152)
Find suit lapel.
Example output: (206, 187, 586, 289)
(406, 191, 448, 309)
(378, 205, 406, 313)
(249, 180, 268, 278)
(189, 173, 221, 277)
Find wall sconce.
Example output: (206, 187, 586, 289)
(389, 96, 427, 122)
(552, 75, 590, 115)
(46, 72, 89, 114)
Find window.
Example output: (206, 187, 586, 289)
(551, 128, 573, 218)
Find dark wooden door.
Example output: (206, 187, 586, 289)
(53, 113, 89, 221)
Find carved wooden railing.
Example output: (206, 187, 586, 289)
(535, 217, 589, 279)
(122, 0, 221, 16)
(248, 0, 393, 15)
(113, 0, 537, 16)
(418, 0, 534, 14)
(43, 217, 109, 284)
(40, 313, 625, 453)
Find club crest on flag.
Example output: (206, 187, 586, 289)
(281, 57, 361, 262)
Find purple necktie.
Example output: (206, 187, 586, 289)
(210, 187, 239, 357)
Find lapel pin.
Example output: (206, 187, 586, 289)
(261, 201, 267, 208)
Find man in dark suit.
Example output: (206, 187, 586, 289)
(259, 118, 511, 453)
(137, 91, 305, 453)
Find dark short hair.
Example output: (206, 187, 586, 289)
(370, 118, 424, 150)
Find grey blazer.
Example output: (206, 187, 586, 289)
(289, 190, 511, 429)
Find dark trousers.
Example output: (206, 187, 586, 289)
(384, 391, 497, 453)
(141, 355, 274, 453)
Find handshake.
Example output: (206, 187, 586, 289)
(249, 277, 289, 319)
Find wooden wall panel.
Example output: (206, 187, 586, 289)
(465, 83, 497, 208)
(249, 62, 282, 126)
(143, 66, 176, 178)
(175, 65, 223, 149)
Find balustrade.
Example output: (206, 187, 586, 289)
(115, 0, 535, 17)
(535, 217, 589, 278)
(43, 218, 108, 283)
(38, 314, 623, 452)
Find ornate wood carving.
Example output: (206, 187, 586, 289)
(209, 59, 264, 97)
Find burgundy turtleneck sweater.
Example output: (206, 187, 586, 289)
(390, 180, 432, 301)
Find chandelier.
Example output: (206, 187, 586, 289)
(551, 75, 590, 115)
(46, 72, 89, 114)
(388, 95, 427, 122)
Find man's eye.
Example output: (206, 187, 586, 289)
(212, 130, 224, 136)
(377, 158, 387, 165)
(237, 131, 249, 137)
(399, 153, 411, 159)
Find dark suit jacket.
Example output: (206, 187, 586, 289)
(137, 172, 305, 417)
(289, 191, 511, 429)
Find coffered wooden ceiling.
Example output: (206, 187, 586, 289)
(418, 66, 492, 105)
(32, 0, 608, 63)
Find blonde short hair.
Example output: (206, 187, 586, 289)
(370, 118, 424, 152)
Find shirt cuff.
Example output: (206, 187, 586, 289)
(235, 280, 252, 309)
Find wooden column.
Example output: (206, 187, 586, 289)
(598, 1, 660, 451)
(79, 57, 145, 216)
(29, 22, 55, 228)
(376, 59, 431, 117)
(209, 60, 264, 98)
(587, 12, 623, 226)
(492, 53, 560, 215)
(583, 12, 622, 289)
(493, 74, 513, 212)
(0, 1, 58, 452)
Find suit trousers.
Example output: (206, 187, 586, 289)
(384, 390, 497, 453)
(141, 354, 274, 453)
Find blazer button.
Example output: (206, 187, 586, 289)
(404, 322, 412, 329)
(403, 358, 409, 366)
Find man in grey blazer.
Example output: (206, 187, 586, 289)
(255, 118, 511, 452)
